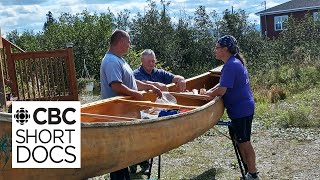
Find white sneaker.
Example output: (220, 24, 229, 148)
(245, 173, 259, 180)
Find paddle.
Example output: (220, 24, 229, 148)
(81, 113, 137, 122)
(117, 99, 198, 110)
(167, 92, 213, 101)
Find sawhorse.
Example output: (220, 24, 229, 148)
(146, 155, 161, 180)
(216, 120, 247, 179)
(145, 120, 247, 180)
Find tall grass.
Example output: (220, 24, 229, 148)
(253, 84, 320, 129)
(247, 15, 320, 129)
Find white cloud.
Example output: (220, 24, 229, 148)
(248, 13, 260, 24)
(54, 0, 80, 6)
(268, 0, 282, 8)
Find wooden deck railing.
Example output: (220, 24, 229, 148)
(1, 38, 25, 97)
(1, 37, 78, 102)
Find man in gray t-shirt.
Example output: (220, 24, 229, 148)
(100, 30, 162, 180)
(100, 52, 138, 99)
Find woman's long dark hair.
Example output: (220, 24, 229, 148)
(227, 46, 246, 65)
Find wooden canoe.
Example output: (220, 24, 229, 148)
(0, 67, 224, 180)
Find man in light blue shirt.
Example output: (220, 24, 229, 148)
(101, 51, 138, 99)
(100, 30, 162, 180)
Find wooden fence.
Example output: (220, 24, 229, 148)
(1, 37, 78, 104)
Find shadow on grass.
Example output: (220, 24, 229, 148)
(190, 168, 218, 180)
(130, 172, 146, 180)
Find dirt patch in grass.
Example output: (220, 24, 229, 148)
(88, 125, 320, 180)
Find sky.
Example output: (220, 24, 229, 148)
(0, 0, 289, 36)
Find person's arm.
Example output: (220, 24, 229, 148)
(136, 80, 162, 98)
(206, 83, 220, 92)
(205, 84, 227, 97)
(172, 75, 186, 92)
(205, 64, 234, 97)
(141, 80, 168, 91)
(110, 82, 144, 100)
(133, 68, 168, 91)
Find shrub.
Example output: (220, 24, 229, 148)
(77, 77, 96, 93)
(268, 85, 286, 103)
(278, 106, 311, 128)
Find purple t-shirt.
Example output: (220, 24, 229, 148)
(219, 56, 255, 119)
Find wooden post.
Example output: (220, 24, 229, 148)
(0, 30, 2, 49)
(66, 43, 78, 100)
(3, 38, 19, 98)
(0, 29, 7, 112)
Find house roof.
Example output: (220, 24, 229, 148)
(256, 0, 320, 16)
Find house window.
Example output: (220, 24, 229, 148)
(314, 12, 319, 22)
(274, 15, 288, 31)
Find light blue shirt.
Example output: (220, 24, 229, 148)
(100, 52, 137, 99)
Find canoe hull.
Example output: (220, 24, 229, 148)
(0, 97, 223, 179)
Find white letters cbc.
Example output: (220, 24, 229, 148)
(12, 101, 81, 168)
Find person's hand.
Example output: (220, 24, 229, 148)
(131, 91, 144, 101)
(204, 90, 216, 98)
(204, 95, 215, 101)
(200, 90, 215, 101)
(204, 90, 211, 96)
(199, 88, 206, 95)
(150, 85, 162, 98)
(154, 82, 168, 91)
(176, 79, 186, 92)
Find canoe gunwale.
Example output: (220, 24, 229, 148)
(80, 96, 222, 128)
(0, 96, 222, 126)
(0, 112, 11, 122)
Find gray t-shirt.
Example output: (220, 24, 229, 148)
(100, 52, 138, 99)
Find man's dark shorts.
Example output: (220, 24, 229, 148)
(231, 114, 254, 143)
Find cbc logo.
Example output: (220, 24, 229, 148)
(14, 107, 30, 125)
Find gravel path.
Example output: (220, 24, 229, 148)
(79, 94, 101, 104)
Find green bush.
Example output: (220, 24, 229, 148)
(278, 106, 312, 128)
(77, 77, 96, 93)
(252, 65, 320, 96)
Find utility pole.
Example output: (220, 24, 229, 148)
(163, 3, 165, 17)
(161, 0, 166, 18)
(232, 6, 234, 14)
(264, 1, 267, 38)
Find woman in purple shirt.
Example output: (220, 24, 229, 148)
(205, 35, 259, 180)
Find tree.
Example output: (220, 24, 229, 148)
(194, 6, 213, 33)
(191, 6, 216, 73)
(6, 30, 41, 51)
(6, 30, 20, 45)
(43, 11, 56, 30)
(130, 0, 176, 72)
(114, 9, 131, 31)
(40, 10, 114, 79)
